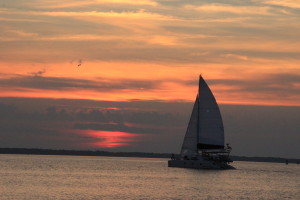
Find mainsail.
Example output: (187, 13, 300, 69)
(180, 76, 224, 156)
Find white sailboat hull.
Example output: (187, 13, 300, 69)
(168, 159, 235, 170)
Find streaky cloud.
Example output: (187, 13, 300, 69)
(0, 75, 161, 91)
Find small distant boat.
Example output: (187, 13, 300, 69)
(168, 75, 235, 169)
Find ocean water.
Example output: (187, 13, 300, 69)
(0, 154, 299, 200)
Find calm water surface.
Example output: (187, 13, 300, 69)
(0, 154, 299, 200)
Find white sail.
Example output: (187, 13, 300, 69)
(198, 76, 224, 149)
(180, 95, 199, 156)
(180, 76, 224, 157)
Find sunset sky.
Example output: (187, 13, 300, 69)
(1, 0, 300, 158)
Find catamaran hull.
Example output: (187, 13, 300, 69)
(168, 160, 235, 170)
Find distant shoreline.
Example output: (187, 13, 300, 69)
(1, 148, 299, 164)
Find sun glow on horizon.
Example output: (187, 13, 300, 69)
(75, 130, 142, 148)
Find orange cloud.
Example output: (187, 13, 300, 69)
(1, 1, 300, 107)
(184, 4, 272, 15)
(263, 0, 300, 8)
(1, 59, 300, 106)
(30, 0, 158, 9)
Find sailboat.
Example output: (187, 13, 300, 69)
(168, 75, 235, 169)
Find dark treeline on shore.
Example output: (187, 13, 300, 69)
(0, 148, 299, 164)
(0, 148, 169, 158)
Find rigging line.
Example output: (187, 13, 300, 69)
(224, 122, 231, 145)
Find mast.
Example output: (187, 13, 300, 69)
(196, 75, 201, 155)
